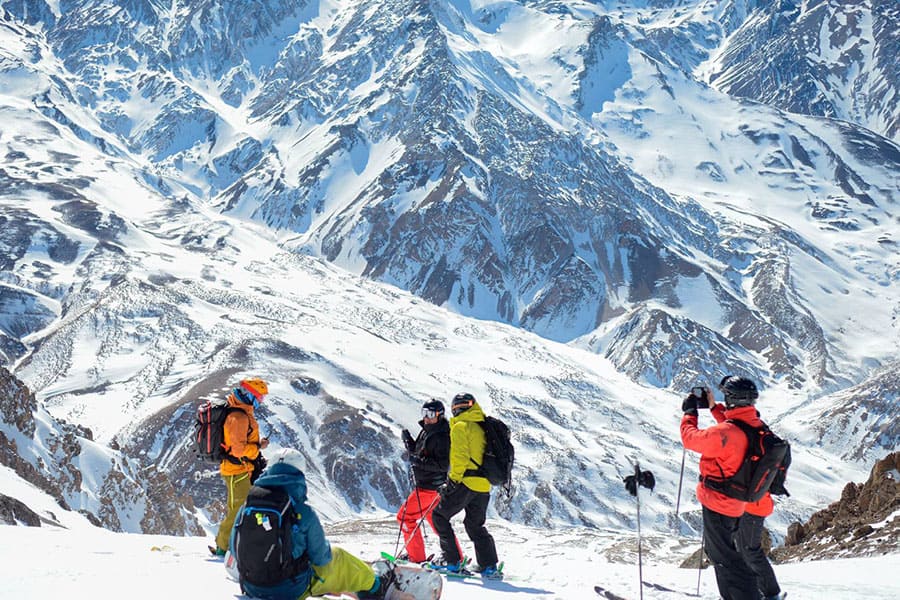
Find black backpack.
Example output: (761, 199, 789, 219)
(233, 486, 309, 587)
(194, 399, 241, 462)
(702, 419, 790, 502)
(466, 416, 514, 490)
(768, 443, 791, 496)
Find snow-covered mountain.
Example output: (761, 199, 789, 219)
(0, 367, 201, 534)
(0, 0, 897, 546)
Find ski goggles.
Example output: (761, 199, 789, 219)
(422, 407, 442, 419)
(451, 393, 475, 416)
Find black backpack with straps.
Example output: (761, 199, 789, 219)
(194, 399, 242, 462)
(702, 419, 790, 502)
(465, 416, 515, 490)
(233, 485, 309, 587)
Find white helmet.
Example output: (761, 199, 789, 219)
(272, 448, 305, 473)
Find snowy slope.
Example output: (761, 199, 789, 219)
(3, 447, 898, 598)
(1, 489, 899, 600)
(0, 0, 897, 559)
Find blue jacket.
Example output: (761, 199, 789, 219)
(230, 462, 332, 599)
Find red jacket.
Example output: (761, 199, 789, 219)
(709, 404, 774, 517)
(681, 405, 762, 517)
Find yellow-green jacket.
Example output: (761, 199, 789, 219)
(448, 401, 491, 493)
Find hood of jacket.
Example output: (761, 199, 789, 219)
(253, 462, 308, 506)
(450, 401, 485, 425)
(226, 389, 256, 414)
(722, 405, 762, 425)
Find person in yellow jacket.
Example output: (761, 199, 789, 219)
(430, 393, 500, 577)
(210, 378, 270, 556)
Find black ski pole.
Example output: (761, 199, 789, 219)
(675, 448, 686, 518)
(696, 513, 705, 597)
(412, 469, 429, 546)
(634, 463, 644, 600)
(624, 463, 656, 600)
(393, 460, 416, 556)
(395, 495, 441, 560)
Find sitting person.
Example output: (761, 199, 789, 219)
(230, 449, 394, 600)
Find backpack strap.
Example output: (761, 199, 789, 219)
(463, 421, 487, 478)
(702, 419, 757, 482)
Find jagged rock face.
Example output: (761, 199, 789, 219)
(1, 0, 895, 395)
(0, 367, 202, 534)
(775, 452, 900, 561)
(0, 493, 42, 526)
(709, 0, 900, 142)
(0, 366, 37, 436)
(791, 362, 900, 464)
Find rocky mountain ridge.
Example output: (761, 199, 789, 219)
(0, 366, 201, 533)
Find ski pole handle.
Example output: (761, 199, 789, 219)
(193, 470, 219, 481)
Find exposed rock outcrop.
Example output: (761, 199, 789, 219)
(774, 452, 900, 561)
(0, 366, 203, 535)
(0, 493, 42, 526)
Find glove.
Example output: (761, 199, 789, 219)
(681, 395, 699, 416)
(401, 429, 415, 452)
(624, 475, 638, 496)
(438, 480, 458, 498)
(250, 454, 268, 484)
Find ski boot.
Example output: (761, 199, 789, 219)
(473, 563, 504, 580)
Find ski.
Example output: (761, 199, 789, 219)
(642, 580, 698, 596)
(594, 581, 698, 599)
(594, 585, 628, 600)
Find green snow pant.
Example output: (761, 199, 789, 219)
(215, 472, 251, 552)
(306, 547, 377, 598)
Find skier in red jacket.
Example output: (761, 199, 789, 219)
(680, 377, 760, 600)
(709, 379, 786, 600)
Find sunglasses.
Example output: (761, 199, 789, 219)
(422, 407, 442, 419)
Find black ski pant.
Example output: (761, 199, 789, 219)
(431, 483, 498, 568)
(736, 513, 781, 598)
(702, 506, 758, 600)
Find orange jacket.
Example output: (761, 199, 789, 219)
(680, 405, 762, 517)
(710, 403, 774, 517)
(219, 393, 261, 476)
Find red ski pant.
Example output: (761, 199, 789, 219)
(396, 488, 457, 563)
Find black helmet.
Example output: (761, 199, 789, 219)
(719, 376, 759, 407)
(422, 399, 445, 419)
(451, 392, 475, 416)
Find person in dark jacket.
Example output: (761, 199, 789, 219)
(430, 393, 500, 578)
(231, 449, 393, 600)
(397, 399, 460, 563)
(680, 377, 760, 600)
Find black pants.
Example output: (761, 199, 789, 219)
(737, 514, 781, 598)
(431, 484, 497, 568)
(702, 507, 758, 600)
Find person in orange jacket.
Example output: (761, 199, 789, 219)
(680, 377, 760, 600)
(210, 378, 270, 556)
(708, 378, 786, 600)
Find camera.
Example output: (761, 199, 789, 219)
(691, 386, 707, 398)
